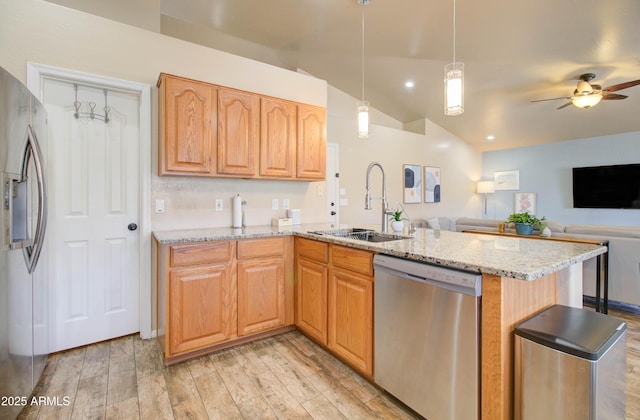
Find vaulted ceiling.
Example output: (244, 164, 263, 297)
(160, 0, 640, 151)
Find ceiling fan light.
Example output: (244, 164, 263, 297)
(571, 93, 602, 109)
(576, 80, 593, 95)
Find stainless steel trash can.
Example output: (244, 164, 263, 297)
(514, 304, 626, 420)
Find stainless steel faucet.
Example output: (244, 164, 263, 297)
(365, 161, 395, 232)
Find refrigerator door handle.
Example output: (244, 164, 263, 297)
(21, 125, 47, 274)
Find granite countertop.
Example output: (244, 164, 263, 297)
(153, 224, 606, 281)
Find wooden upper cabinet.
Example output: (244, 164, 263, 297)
(158, 73, 326, 180)
(297, 104, 326, 180)
(158, 74, 216, 176)
(217, 87, 259, 177)
(260, 97, 296, 178)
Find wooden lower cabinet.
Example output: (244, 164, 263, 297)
(328, 266, 373, 376)
(157, 237, 293, 365)
(296, 256, 328, 343)
(294, 238, 374, 377)
(169, 263, 233, 355)
(237, 237, 288, 336)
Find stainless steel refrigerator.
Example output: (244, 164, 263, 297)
(0, 66, 48, 420)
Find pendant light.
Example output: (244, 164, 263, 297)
(444, 0, 464, 116)
(357, 0, 370, 138)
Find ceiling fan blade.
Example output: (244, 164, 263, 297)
(602, 93, 628, 100)
(556, 102, 572, 110)
(531, 96, 571, 103)
(602, 79, 640, 93)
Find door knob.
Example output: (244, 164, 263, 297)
(128, 223, 138, 231)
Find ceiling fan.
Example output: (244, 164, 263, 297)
(532, 73, 640, 110)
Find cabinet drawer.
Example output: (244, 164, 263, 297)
(331, 245, 373, 277)
(237, 237, 285, 260)
(170, 242, 233, 267)
(296, 238, 329, 263)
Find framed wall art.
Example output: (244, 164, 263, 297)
(403, 164, 422, 203)
(424, 166, 441, 203)
(494, 170, 520, 190)
(515, 192, 536, 214)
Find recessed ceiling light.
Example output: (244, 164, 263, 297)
(405, 80, 415, 88)
(487, 135, 495, 141)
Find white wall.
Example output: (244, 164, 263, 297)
(482, 131, 640, 226)
(328, 85, 483, 226)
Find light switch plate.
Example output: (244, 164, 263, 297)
(215, 199, 223, 211)
(155, 199, 165, 213)
(272, 198, 279, 210)
(282, 198, 290, 210)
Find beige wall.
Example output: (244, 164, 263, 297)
(1, 0, 328, 232)
(1, 0, 482, 233)
(44, 0, 161, 32)
(327, 86, 483, 226)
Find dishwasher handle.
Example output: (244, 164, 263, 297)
(374, 256, 482, 297)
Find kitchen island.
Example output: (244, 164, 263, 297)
(154, 224, 606, 420)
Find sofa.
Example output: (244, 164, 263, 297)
(420, 217, 640, 307)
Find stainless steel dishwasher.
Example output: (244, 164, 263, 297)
(374, 254, 481, 420)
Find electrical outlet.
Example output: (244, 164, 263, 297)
(272, 198, 279, 210)
(282, 198, 290, 210)
(155, 199, 165, 213)
(215, 199, 223, 211)
(317, 185, 324, 196)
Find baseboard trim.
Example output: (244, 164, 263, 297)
(583, 295, 640, 314)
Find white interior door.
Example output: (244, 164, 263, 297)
(42, 79, 141, 352)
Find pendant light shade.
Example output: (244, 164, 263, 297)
(445, 62, 464, 116)
(357, 0, 370, 138)
(445, 0, 464, 116)
(357, 101, 370, 138)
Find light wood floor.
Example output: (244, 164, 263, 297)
(19, 306, 639, 420)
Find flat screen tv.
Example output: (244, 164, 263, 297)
(572, 163, 640, 209)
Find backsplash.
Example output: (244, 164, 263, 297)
(151, 176, 327, 231)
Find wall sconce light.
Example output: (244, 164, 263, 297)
(476, 181, 495, 217)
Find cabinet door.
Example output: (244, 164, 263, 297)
(169, 263, 232, 355)
(159, 74, 216, 175)
(296, 257, 328, 344)
(296, 104, 326, 180)
(328, 267, 373, 376)
(217, 88, 259, 176)
(260, 97, 296, 178)
(237, 257, 285, 336)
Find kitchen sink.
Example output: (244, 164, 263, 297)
(308, 228, 411, 243)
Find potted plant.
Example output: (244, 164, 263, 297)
(507, 211, 547, 235)
(390, 209, 404, 232)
